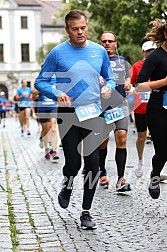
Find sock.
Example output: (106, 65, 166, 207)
(45, 148, 50, 154)
(99, 148, 107, 176)
(139, 159, 143, 164)
(115, 148, 127, 180)
(152, 155, 165, 177)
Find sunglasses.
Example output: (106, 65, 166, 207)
(101, 40, 116, 43)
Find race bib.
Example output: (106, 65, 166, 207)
(104, 107, 124, 124)
(18, 101, 31, 108)
(163, 91, 167, 109)
(141, 92, 150, 103)
(75, 103, 101, 122)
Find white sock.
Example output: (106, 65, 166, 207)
(139, 160, 143, 164)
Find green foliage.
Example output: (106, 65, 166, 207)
(36, 42, 58, 64)
(61, 0, 167, 62)
(118, 44, 143, 65)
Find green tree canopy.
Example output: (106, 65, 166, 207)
(61, 0, 167, 63)
(36, 42, 58, 65)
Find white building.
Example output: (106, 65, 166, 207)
(0, 0, 66, 100)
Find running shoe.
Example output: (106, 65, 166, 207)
(39, 137, 44, 149)
(21, 129, 24, 137)
(58, 185, 72, 209)
(135, 162, 143, 177)
(80, 211, 97, 230)
(59, 142, 63, 148)
(145, 136, 152, 144)
(99, 176, 109, 189)
(116, 178, 131, 192)
(45, 149, 50, 160)
(51, 151, 59, 162)
(27, 130, 31, 136)
(160, 173, 167, 182)
(148, 172, 160, 199)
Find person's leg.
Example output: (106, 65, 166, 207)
(136, 131, 147, 159)
(99, 138, 109, 188)
(19, 108, 26, 135)
(24, 107, 31, 134)
(81, 116, 103, 210)
(49, 116, 59, 161)
(41, 121, 51, 159)
(114, 116, 131, 191)
(98, 120, 114, 188)
(115, 129, 127, 179)
(80, 118, 103, 230)
(147, 104, 167, 199)
(134, 113, 147, 177)
(2, 111, 6, 127)
(99, 138, 109, 176)
(58, 124, 82, 209)
(83, 146, 100, 210)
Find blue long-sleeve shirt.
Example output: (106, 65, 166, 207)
(35, 40, 116, 107)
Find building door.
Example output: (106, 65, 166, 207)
(0, 84, 8, 99)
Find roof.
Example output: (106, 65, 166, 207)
(16, 0, 40, 6)
(15, 0, 65, 26)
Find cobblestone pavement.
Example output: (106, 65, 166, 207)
(0, 117, 167, 252)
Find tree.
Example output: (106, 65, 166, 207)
(61, 0, 167, 63)
(36, 42, 58, 65)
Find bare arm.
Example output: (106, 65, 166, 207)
(136, 76, 167, 92)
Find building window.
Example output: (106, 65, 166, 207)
(21, 44, 29, 62)
(21, 16, 28, 29)
(0, 44, 4, 62)
(0, 16, 2, 29)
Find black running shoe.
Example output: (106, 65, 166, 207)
(27, 131, 31, 136)
(146, 136, 152, 144)
(80, 211, 97, 230)
(148, 172, 160, 199)
(58, 186, 72, 209)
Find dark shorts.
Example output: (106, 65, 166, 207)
(0, 111, 6, 118)
(134, 113, 147, 132)
(19, 107, 31, 111)
(37, 108, 57, 124)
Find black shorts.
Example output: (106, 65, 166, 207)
(37, 108, 57, 123)
(19, 107, 31, 111)
(134, 113, 147, 132)
(0, 111, 6, 118)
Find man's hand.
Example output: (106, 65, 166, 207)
(101, 86, 111, 99)
(99, 76, 104, 86)
(124, 78, 131, 91)
(58, 92, 72, 107)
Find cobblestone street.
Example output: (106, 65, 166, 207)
(1, 117, 167, 252)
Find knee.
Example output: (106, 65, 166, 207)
(50, 125, 57, 134)
(116, 136, 126, 147)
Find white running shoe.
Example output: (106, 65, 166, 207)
(160, 173, 167, 182)
(135, 163, 143, 177)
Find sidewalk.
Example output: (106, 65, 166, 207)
(0, 117, 167, 252)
